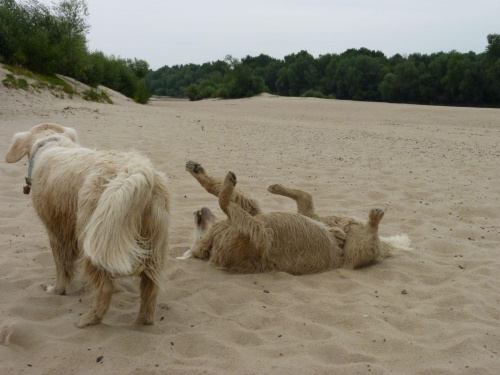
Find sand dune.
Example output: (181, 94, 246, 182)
(1, 67, 500, 374)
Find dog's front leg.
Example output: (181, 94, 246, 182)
(47, 233, 77, 295)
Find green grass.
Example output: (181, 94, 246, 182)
(83, 89, 113, 104)
(3, 64, 76, 96)
(2, 64, 116, 103)
(2, 73, 29, 90)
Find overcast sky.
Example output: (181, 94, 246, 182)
(41, 0, 500, 70)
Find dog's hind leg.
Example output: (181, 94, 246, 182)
(219, 172, 272, 256)
(267, 184, 320, 220)
(135, 272, 158, 325)
(77, 261, 114, 328)
(186, 161, 261, 215)
(48, 233, 78, 295)
(219, 171, 238, 217)
(368, 208, 385, 230)
(135, 187, 170, 325)
(343, 208, 385, 269)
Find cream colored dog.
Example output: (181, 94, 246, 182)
(5, 123, 171, 328)
(181, 161, 410, 274)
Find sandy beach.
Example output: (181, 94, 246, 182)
(1, 67, 500, 374)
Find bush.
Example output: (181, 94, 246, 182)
(2, 73, 29, 89)
(215, 85, 229, 98)
(83, 89, 113, 103)
(184, 84, 200, 101)
(198, 80, 217, 98)
(301, 89, 325, 98)
(225, 64, 256, 98)
(133, 81, 151, 104)
(81, 51, 151, 104)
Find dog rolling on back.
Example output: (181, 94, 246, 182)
(5, 123, 170, 328)
(182, 161, 411, 274)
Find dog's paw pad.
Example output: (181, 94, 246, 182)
(186, 161, 204, 174)
(369, 208, 385, 225)
(227, 171, 237, 186)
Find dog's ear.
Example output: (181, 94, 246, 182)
(5, 131, 32, 163)
(62, 127, 78, 144)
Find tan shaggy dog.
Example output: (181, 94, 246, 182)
(5, 123, 171, 328)
(180, 161, 410, 274)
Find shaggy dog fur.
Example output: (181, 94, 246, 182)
(180, 161, 410, 274)
(5, 124, 170, 328)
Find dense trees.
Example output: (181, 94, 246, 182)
(147, 35, 500, 107)
(81, 51, 150, 103)
(148, 56, 265, 101)
(0, 0, 151, 103)
(0, 0, 89, 77)
(1, 0, 497, 107)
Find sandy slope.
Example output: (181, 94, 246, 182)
(1, 66, 500, 374)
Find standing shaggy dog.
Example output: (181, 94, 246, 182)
(181, 161, 410, 274)
(5, 123, 170, 328)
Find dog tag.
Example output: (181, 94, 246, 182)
(24, 177, 31, 194)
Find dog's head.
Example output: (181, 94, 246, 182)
(5, 123, 78, 163)
(193, 207, 218, 245)
(194, 207, 218, 237)
(189, 207, 218, 259)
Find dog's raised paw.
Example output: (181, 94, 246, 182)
(186, 161, 204, 174)
(267, 184, 284, 194)
(369, 208, 385, 226)
(227, 171, 237, 186)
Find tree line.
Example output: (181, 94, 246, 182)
(2, 0, 499, 107)
(0, 0, 151, 103)
(146, 35, 500, 107)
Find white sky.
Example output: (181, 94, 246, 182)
(40, 0, 500, 70)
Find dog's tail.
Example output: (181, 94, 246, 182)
(83, 168, 160, 278)
(379, 234, 412, 258)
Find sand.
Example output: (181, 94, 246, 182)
(1, 66, 500, 374)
